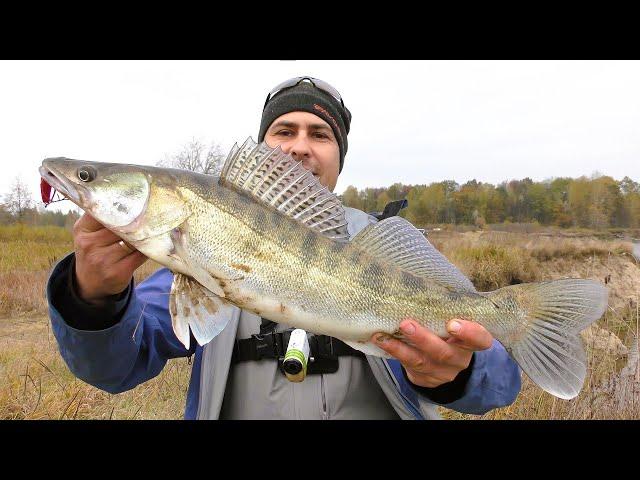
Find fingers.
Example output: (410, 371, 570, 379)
(373, 332, 427, 369)
(82, 227, 122, 247)
(372, 321, 472, 387)
(445, 319, 493, 351)
(117, 249, 148, 272)
(401, 320, 471, 369)
(103, 239, 138, 263)
(372, 320, 469, 371)
(72, 212, 147, 301)
(73, 213, 106, 234)
(74, 214, 120, 251)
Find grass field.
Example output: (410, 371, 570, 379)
(0, 225, 189, 419)
(1, 224, 638, 419)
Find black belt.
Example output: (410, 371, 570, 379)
(231, 330, 366, 375)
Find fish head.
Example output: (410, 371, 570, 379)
(39, 158, 191, 241)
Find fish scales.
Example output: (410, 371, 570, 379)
(177, 184, 495, 340)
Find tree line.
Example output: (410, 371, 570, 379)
(340, 175, 640, 229)
(3, 138, 638, 231)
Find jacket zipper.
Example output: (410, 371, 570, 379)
(320, 374, 328, 420)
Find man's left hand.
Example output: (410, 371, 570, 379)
(371, 319, 493, 388)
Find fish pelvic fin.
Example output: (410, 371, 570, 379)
(169, 273, 235, 349)
(219, 137, 350, 242)
(342, 339, 393, 358)
(487, 278, 609, 400)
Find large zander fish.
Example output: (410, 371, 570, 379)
(39, 139, 608, 400)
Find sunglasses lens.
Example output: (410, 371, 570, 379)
(265, 77, 343, 106)
(306, 77, 342, 103)
(267, 77, 304, 98)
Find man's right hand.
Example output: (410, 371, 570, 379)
(73, 213, 148, 305)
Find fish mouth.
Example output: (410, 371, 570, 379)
(39, 161, 82, 206)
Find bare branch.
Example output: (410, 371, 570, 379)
(158, 138, 226, 176)
(3, 176, 34, 221)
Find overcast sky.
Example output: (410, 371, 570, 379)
(1, 60, 638, 213)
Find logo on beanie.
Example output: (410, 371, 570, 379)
(313, 104, 342, 140)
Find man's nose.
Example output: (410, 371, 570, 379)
(288, 135, 311, 160)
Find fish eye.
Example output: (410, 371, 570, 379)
(77, 166, 96, 182)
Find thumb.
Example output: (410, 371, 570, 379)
(446, 319, 493, 351)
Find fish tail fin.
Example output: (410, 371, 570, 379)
(486, 278, 608, 399)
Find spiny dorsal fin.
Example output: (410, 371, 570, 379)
(351, 216, 477, 293)
(220, 137, 349, 242)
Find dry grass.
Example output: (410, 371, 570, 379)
(0, 314, 190, 419)
(2, 225, 639, 419)
(428, 230, 640, 419)
(0, 225, 188, 419)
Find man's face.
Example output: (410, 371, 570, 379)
(264, 111, 340, 192)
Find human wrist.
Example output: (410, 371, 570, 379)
(403, 353, 476, 404)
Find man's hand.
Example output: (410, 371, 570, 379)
(73, 213, 147, 305)
(371, 319, 493, 388)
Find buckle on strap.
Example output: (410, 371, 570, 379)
(304, 335, 339, 375)
(234, 332, 284, 362)
(232, 331, 362, 375)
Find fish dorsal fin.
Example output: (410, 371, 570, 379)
(351, 216, 477, 293)
(220, 137, 350, 242)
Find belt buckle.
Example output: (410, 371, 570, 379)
(253, 333, 282, 361)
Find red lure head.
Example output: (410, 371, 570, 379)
(41, 177, 53, 204)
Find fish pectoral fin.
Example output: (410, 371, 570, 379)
(170, 273, 235, 349)
(170, 226, 228, 297)
(342, 339, 393, 359)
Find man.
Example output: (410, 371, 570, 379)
(47, 77, 521, 419)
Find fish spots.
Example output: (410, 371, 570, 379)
(254, 209, 267, 228)
(300, 230, 319, 264)
(115, 202, 129, 213)
(280, 303, 286, 313)
(231, 263, 251, 273)
(203, 296, 219, 315)
(400, 271, 418, 290)
(361, 261, 385, 291)
(349, 249, 364, 266)
(329, 241, 343, 255)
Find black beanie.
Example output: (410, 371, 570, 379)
(258, 81, 352, 172)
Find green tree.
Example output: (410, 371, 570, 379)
(341, 185, 362, 210)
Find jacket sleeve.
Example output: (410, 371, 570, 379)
(47, 253, 196, 394)
(390, 339, 522, 415)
